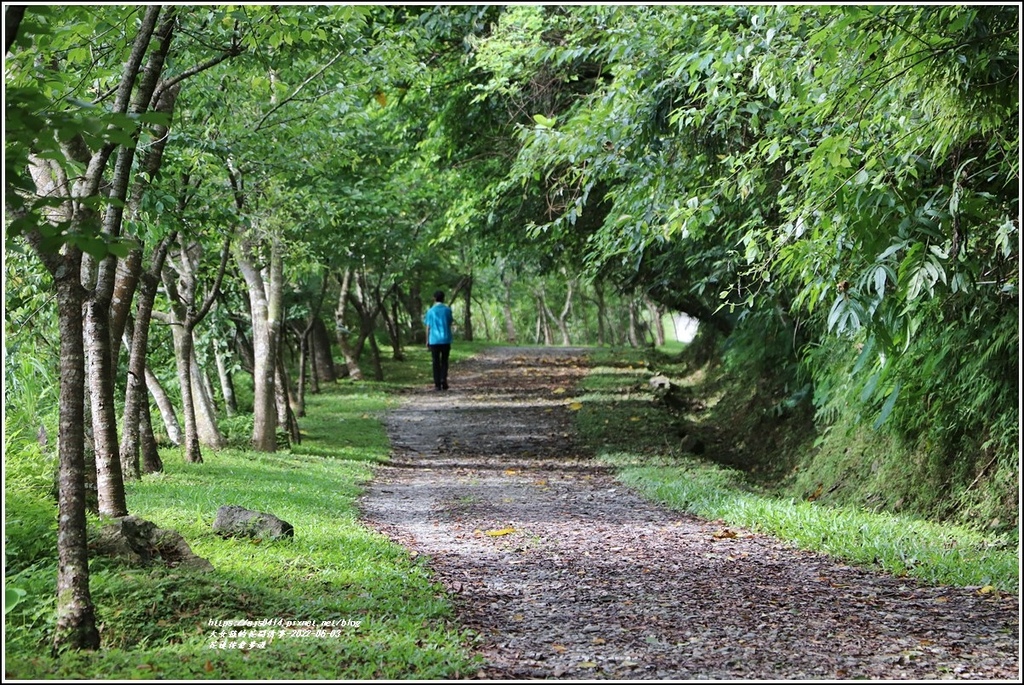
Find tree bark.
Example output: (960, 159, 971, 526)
(214, 344, 238, 417)
(594, 280, 608, 346)
(139, 401, 163, 475)
(452, 274, 474, 341)
(145, 366, 182, 446)
(645, 296, 666, 347)
(53, 271, 101, 651)
(502, 274, 518, 344)
(21, 218, 100, 651)
(275, 350, 301, 446)
(310, 317, 338, 384)
(334, 267, 362, 380)
(235, 237, 283, 452)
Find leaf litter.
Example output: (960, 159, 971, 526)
(360, 347, 1018, 680)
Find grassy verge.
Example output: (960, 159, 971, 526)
(5, 365, 480, 679)
(575, 347, 1019, 595)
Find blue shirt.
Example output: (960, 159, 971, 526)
(423, 303, 454, 345)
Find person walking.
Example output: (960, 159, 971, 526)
(423, 290, 454, 391)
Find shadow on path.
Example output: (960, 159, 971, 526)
(360, 347, 1019, 680)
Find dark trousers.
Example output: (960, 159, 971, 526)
(429, 344, 451, 389)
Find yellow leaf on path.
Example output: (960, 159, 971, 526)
(504, 469, 519, 475)
(978, 585, 996, 595)
(553, 387, 566, 394)
(551, 643, 567, 653)
(568, 402, 583, 411)
(712, 528, 737, 539)
(580, 661, 598, 668)
(485, 527, 516, 537)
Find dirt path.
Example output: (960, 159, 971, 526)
(359, 347, 1019, 679)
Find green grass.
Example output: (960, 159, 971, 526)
(5, 379, 479, 680)
(574, 349, 1020, 595)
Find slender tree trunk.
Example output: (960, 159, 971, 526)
(171, 323, 202, 463)
(139, 402, 163, 475)
(645, 296, 666, 347)
(502, 275, 517, 344)
(236, 239, 283, 452)
(275, 351, 301, 445)
(401, 284, 425, 345)
(190, 341, 225, 448)
(53, 273, 102, 651)
(627, 299, 641, 347)
(379, 294, 404, 361)
(334, 267, 361, 379)
(555, 279, 574, 346)
(594, 281, 608, 346)
(367, 329, 384, 381)
(120, 235, 173, 479)
(310, 317, 337, 384)
(214, 344, 237, 416)
(145, 366, 182, 445)
(537, 288, 555, 345)
(294, 324, 310, 417)
(454, 275, 474, 341)
(83, 296, 128, 516)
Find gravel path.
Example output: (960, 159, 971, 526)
(359, 347, 1019, 680)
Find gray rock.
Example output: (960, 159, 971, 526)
(213, 505, 294, 539)
(92, 515, 214, 571)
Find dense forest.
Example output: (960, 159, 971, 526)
(4, 3, 1018, 657)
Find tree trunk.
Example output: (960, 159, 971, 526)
(120, 235, 173, 479)
(311, 317, 337, 384)
(454, 274, 474, 341)
(627, 299, 642, 347)
(401, 284, 425, 345)
(190, 341, 225, 448)
(334, 267, 361, 379)
(236, 239, 283, 452)
(594, 281, 608, 346)
(555, 279, 574, 346)
(502, 275, 517, 344)
(379, 293, 404, 361)
(171, 322, 203, 463)
(214, 344, 237, 417)
(294, 324, 310, 416)
(536, 288, 555, 345)
(645, 296, 666, 347)
(367, 329, 384, 381)
(53, 271, 102, 651)
(83, 296, 128, 516)
(145, 366, 182, 446)
(139, 401, 163, 475)
(275, 351, 301, 446)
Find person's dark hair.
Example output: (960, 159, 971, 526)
(433, 290, 445, 303)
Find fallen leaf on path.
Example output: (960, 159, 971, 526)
(553, 387, 567, 394)
(712, 528, 738, 539)
(485, 527, 516, 537)
(551, 643, 567, 653)
(568, 402, 583, 411)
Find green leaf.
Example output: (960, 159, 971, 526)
(873, 382, 901, 430)
(532, 113, 557, 128)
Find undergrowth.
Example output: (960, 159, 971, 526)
(576, 345, 1019, 595)
(4, 368, 479, 680)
